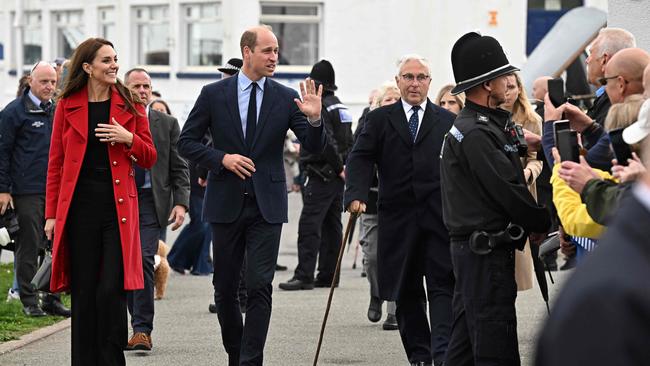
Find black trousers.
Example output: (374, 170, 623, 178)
(294, 175, 343, 283)
(127, 188, 160, 334)
(13, 194, 62, 307)
(67, 177, 127, 366)
(445, 242, 520, 366)
(394, 226, 454, 366)
(211, 196, 282, 366)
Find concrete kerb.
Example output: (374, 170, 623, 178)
(0, 318, 71, 356)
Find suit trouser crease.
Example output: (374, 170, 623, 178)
(392, 220, 454, 365)
(294, 176, 343, 282)
(360, 213, 396, 315)
(211, 196, 282, 365)
(127, 188, 160, 334)
(445, 242, 520, 366)
(68, 178, 127, 366)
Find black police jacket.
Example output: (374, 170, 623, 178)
(440, 100, 550, 238)
(300, 93, 353, 177)
(0, 88, 54, 195)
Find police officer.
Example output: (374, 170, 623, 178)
(280, 59, 353, 290)
(440, 32, 550, 365)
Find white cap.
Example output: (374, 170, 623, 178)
(623, 98, 650, 144)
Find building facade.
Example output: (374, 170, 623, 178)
(0, 0, 607, 122)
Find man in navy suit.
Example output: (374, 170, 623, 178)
(345, 54, 455, 366)
(178, 25, 325, 366)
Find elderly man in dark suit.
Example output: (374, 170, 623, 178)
(124, 68, 190, 351)
(345, 54, 455, 366)
(178, 25, 325, 366)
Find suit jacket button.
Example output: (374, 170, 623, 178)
(118, 198, 124, 203)
(115, 179, 120, 185)
(112, 161, 118, 166)
(121, 218, 127, 223)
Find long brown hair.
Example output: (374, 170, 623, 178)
(509, 73, 542, 135)
(60, 38, 141, 115)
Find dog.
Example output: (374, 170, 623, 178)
(153, 240, 171, 300)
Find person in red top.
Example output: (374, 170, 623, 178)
(44, 38, 157, 365)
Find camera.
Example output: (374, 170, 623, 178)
(508, 123, 528, 157)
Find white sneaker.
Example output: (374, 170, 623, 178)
(6, 288, 20, 302)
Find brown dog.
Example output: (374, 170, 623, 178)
(154, 240, 171, 300)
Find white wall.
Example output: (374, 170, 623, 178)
(607, 0, 650, 51)
(0, 0, 528, 123)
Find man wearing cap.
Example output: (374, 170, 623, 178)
(0, 61, 71, 317)
(440, 32, 550, 365)
(279, 59, 353, 290)
(346, 54, 456, 366)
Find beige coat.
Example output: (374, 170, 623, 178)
(514, 115, 542, 291)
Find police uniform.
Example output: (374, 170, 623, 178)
(280, 60, 354, 289)
(441, 33, 550, 365)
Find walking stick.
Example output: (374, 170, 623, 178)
(313, 212, 359, 366)
(352, 240, 359, 269)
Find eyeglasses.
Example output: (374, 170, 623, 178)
(598, 75, 631, 86)
(400, 73, 430, 83)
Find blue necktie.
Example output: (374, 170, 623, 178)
(408, 106, 420, 141)
(246, 82, 258, 148)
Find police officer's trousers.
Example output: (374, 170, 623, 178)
(445, 241, 520, 366)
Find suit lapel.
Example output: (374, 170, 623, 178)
(414, 100, 439, 145)
(388, 100, 414, 147)
(252, 78, 276, 148)
(224, 76, 246, 145)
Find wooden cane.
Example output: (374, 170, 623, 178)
(312, 212, 358, 366)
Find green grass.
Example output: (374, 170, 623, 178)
(0, 262, 71, 342)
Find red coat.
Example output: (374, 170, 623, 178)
(45, 86, 157, 293)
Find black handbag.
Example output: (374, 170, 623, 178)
(0, 207, 20, 252)
(31, 241, 53, 293)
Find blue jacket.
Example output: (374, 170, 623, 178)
(0, 89, 54, 195)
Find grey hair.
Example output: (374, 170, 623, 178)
(596, 28, 636, 57)
(396, 54, 431, 76)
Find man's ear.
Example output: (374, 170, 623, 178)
(483, 81, 492, 92)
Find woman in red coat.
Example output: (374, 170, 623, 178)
(44, 38, 156, 365)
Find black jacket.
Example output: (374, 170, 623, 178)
(300, 93, 353, 177)
(535, 191, 650, 366)
(440, 100, 550, 238)
(0, 89, 54, 195)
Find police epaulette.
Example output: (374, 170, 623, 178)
(476, 113, 489, 125)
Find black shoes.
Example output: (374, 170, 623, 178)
(410, 362, 433, 366)
(382, 314, 398, 330)
(23, 305, 47, 317)
(367, 296, 382, 323)
(278, 277, 314, 291)
(275, 264, 288, 271)
(208, 303, 217, 313)
(42, 300, 72, 318)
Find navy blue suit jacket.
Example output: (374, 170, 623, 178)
(178, 74, 325, 224)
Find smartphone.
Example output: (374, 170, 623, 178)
(608, 127, 633, 166)
(556, 130, 580, 163)
(548, 77, 566, 108)
(553, 120, 570, 144)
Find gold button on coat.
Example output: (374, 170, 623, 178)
(121, 218, 127, 223)
(115, 179, 120, 185)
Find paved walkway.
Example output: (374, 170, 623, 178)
(0, 193, 568, 365)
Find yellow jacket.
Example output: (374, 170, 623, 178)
(550, 164, 614, 238)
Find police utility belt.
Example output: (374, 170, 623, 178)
(468, 223, 526, 255)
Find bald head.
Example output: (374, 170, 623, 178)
(643, 64, 650, 99)
(29, 62, 57, 103)
(532, 76, 552, 101)
(604, 48, 650, 103)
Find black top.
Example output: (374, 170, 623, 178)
(440, 100, 550, 238)
(80, 100, 111, 180)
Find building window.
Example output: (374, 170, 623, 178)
(23, 11, 43, 65)
(52, 10, 84, 59)
(182, 3, 223, 66)
(260, 3, 321, 66)
(133, 5, 170, 65)
(99, 7, 116, 41)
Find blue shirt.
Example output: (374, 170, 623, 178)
(238, 72, 265, 138)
